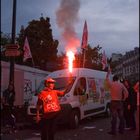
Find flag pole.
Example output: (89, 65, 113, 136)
(82, 48, 86, 68)
(23, 37, 37, 92)
(30, 50, 37, 94)
(81, 20, 88, 68)
(31, 57, 35, 67)
(9, 0, 17, 87)
(32, 57, 37, 94)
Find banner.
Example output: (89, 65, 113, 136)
(23, 37, 32, 62)
(81, 20, 88, 49)
(101, 50, 107, 70)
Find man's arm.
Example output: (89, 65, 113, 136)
(57, 90, 65, 96)
(122, 85, 128, 100)
(36, 99, 42, 123)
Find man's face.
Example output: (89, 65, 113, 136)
(47, 82, 55, 90)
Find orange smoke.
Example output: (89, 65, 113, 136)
(66, 51, 75, 73)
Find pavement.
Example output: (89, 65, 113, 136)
(1, 116, 139, 140)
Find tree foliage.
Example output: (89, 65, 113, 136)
(1, 17, 106, 72)
(1, 32, 11, 61)
(1, 32, 11, 45)
(84, 44, 103, 70)
(17, 16, 59, 71)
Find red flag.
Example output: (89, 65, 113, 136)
(106, 64, 112, 79)
(23, 37, 32, 62)
(81, 20, 88, 49)
(101, 50, 107, 70)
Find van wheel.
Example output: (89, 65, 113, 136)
(104, 104, 111, 117)
(69, 110, 80, 129)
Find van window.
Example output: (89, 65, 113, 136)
(54, 77, 76, 93)
(74, 77, 86, 95)
(36, 77, 76, 95)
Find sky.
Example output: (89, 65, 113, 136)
(1, 0, 139, 57)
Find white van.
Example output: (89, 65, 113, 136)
(27, 68, 111, 128)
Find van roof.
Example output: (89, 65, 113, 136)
(46, 68, 108, 79)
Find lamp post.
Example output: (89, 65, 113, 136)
(9, 0, 17, 87)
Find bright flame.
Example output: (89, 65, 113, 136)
(66, 51, 75, 73)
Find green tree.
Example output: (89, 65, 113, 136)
(85, 44, 103, 70)
(0, 32, 11, 45)
(0, 32, 11, 61)
(17, 16, 59, 71)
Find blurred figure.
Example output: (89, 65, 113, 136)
(134, 81, 139, 108)
(106, 74, 128, 135)
(2, 84, 16, 133)
(134, 81, 139, 138)
(123, 80, 137, 130)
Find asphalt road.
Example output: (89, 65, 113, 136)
(1, 114, 139, 140)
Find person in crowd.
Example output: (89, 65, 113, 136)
(123, 80, 137, 130)
(134, 81, 139, 108)
(36, 78, 66, 140)
(134, 81, 140, 138)
(2, 84, 16, 133)
(106, 74, 128, 135)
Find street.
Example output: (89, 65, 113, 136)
(1, 115, 139, 140)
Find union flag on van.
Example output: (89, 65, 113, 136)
(101, 50, 107, 70)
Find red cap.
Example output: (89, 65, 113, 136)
(45, 78, 56, 83)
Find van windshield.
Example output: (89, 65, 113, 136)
(36, 77, 76, 95)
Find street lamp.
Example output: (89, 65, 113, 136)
(9, 0, 17, 88)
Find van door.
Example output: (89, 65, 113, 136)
(79, 78, 105, 117)
(74, 77, 96, 117)
(74, 77, 88, 109)
(83, 78, 105, 116)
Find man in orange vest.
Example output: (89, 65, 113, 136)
(36, 78, 65, 140)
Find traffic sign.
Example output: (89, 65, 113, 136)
(5, 50, 20, 57)
(5, 44, 19, 50)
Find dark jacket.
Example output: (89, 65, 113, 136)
(3, 89, 15, 107)
(125, 87, 137, 110)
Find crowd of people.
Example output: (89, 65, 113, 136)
(106, 72, 139, 136)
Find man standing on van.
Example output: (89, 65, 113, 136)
(36, 78, 65, 140)
(106, 74, 128, 135)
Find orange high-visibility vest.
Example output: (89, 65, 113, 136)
(38, 88, 64, 113)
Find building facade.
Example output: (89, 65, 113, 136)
(111, 53, 123, 62)
(113, 47, 139, 84)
